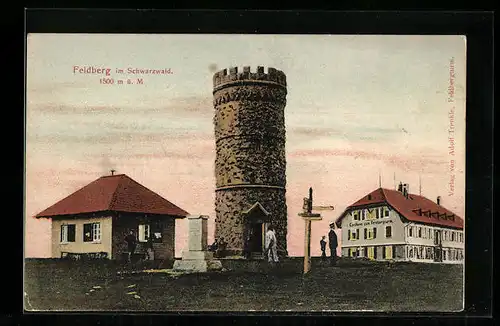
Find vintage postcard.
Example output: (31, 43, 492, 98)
(24, 34, 466, 312)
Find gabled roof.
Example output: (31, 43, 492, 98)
(335, 188, 464, 229)
(242, 202, 270, 216)
(35, 174, 189, 218)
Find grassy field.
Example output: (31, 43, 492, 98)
(23, 257, 463, 312)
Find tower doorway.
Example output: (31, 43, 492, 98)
(249, 223, 264, 253)
(242, 202, 270, 259)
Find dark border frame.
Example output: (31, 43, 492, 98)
(14, 9, 494, 326)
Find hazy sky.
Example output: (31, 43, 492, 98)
(25, 34, 466, 257)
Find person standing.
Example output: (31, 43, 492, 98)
(243, 233, 252, 259)
(124, 230, 137, 263)
(216, 237, 227, 258)
(328, 223, 338, 266)
(146, 235, 154, 260)
(320, 236, 327, 262)
(265, 225, 279, 264)
(208, 238, 219, 252)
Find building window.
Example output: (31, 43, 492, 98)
(408, 246, 414, 258)
(138, 224, 150, 242)
(408, 226, 413, 237)
(364, 228, 367, 239)
(418, 227, 422, 238)
(416, 246, 424, 259)
(426, 247, 433, 259)
(361, 210, 366, 220)
(83, 222, 101, 242)
(151, 222, 163, 243)
(60, 224, 76, 243)
(350, 229, 360, 240)
(385, 226, 392, 238)
(367, 227, 377, 240)
(349, 248, 357, 257)
(353, 211, 359, 221)
(384, 207, 390, 217)
(375, 208, 380, 219)
(384, 246, 393, 259)
(348, 229, 358, 241)
(367, 247, 375, 259)
(451, 231, 456, 242)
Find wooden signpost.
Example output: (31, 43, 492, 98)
(298, 187, 334, 274)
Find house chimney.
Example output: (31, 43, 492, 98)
(403, 183, 409, 199)
(437, 196, 441, 205)
(110, 169, 116, 176)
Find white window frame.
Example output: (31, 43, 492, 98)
(92, 222, 101, 242)
(367, 227, 376, 240)
(139, 224, 151, 242)
(385, 225, 392, 238)
(61, 224, 69, 243)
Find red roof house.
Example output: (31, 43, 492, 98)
(335, 187, 464, 230)
(35, 173, 189, 262)
(335, 183, 464, 263)
(36, 174, 189, 218)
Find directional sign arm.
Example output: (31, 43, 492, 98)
(312, 205, 335, 211)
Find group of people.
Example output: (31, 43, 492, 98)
(123, 222, 338, 266)
(209, 226, 279, 264)
(124, 230, 154, 263)
(320, 222, 339, 266)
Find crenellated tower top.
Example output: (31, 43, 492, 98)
(213, 66, 287, 91)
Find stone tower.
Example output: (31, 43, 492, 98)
(212, 66, 288, 258)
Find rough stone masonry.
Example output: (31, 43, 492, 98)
(213, 66, 288, 257)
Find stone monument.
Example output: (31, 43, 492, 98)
(212, 66, 289, 258)
(173, 215, 222, 272)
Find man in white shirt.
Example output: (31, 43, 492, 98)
(265, 225, 279, 263)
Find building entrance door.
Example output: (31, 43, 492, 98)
(434, 230, 443, 262)
(242, 202, 270, 259)
(249, 223, 263, 253)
